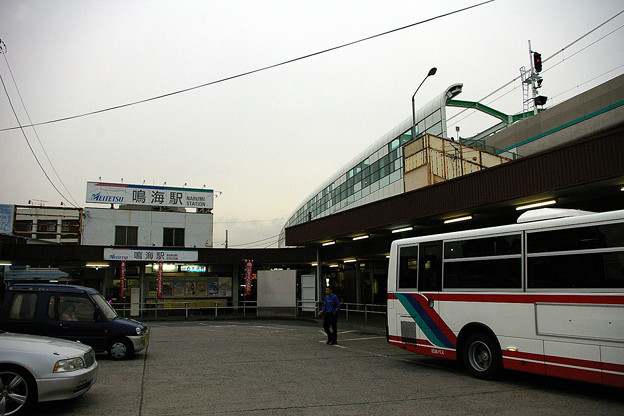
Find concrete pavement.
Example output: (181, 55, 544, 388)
(31, 319, 624, 415)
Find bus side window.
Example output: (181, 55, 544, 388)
(398, 246, 419, 289)
(419, 241, 442, 291)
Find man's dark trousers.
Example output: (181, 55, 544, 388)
(323, 312, 338, 344)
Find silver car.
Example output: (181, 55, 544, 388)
(0, 331, 98, 416)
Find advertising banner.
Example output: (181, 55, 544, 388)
(0, 204, 14, 234)
(245, 260, 253, 296)
(120, 260, 126, 298)
(86, 182, 214, 209)
(157, 262, 163, 299)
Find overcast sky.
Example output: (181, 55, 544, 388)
(1, 0, 623, 248)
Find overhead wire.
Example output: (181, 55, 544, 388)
(1, 45, 80, 207)
(0, 0, 494, 132)
(0, 70, 77, 207)
(226, 233, 281, 248)
(213, 218, 286, 224)
(446, 9, 624, 128)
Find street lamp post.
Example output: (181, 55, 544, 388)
(411, 67, 437, 142)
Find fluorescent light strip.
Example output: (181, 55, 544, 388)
(352, 235, 369, 241)
(343, 259, 357, 263)
(516, 199, 556, 211)
(392, 227, 413, 234)
(322, 241, 336, 246)
(444, 215, 472, 224)
(86, 263, 109, 268)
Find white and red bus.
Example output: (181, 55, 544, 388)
(387, 208, 624, 387)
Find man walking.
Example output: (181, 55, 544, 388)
(319, 287, 341, 345)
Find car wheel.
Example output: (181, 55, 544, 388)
(108, 338, 133, 360)
(0, 365, 36, 416)
(462, 332, 502, 380)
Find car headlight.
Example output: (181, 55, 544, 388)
(54, 357, 85, 373)
(135, 327, 141, 335)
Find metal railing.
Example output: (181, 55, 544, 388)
(112, 300, 387, 324)
(297, 300, 386, 324)
(112, 300, 258, 320)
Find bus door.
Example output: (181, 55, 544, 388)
(418, 241, 454, 356)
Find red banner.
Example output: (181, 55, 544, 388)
(245, 260, 253, 296)
(157, 261, 163, 299)
(120, 260, 126, 298)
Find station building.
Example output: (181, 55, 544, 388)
(1, 74, 623, 314)
(282, 74, 624, 305)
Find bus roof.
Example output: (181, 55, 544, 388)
(391, 209, 624, 248)
(516, 208, 594, 223)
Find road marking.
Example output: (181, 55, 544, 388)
(339, 336, 386, 341)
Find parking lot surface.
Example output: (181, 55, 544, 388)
(32, 319, 623, 415)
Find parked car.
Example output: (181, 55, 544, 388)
(0, 331, 98, 415)
(0, 284, 149, 360)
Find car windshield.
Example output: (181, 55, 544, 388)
(91, 293, 119, 319)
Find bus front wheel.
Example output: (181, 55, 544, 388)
(462, 332, 501, 380)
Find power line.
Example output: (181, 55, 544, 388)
(447, 9, 624, 128)
(0, 69, 77, 207)
(549, 64, 624, 103)
(228, 234, 281, 248)
(213, 218, 286, 224)
(0, 1, 494, 132)
(1, 46, 80, 207)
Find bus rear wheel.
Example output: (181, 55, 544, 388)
(462, 332, 501, 380)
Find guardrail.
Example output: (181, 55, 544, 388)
(111, 300, 258, 320)
(297, 300, 386, 324)
(111, 300, 386, 324)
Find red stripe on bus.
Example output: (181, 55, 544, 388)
(393, 336, 623, 387)
(503, 357, 546, 375)
(602, 361, 624, 374)
(545, 364, 604, 384)
(388, 335, 433, 347)
(505, 350, 603, 370)
(389, 338, 456, 360)
(603, 373, 624, 388)
(423, 293, 624, 305)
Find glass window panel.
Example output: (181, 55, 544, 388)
(389, 138, 400, 151)
(444, 259, 522, 289)
(14, 220, 33, 233)
(9, 293, 38, 320)
(116, 226, 138, 246)
(527, 223, 624, 253)
(528, 252, 624, 289)
(381, 165, 390, 177)
(390, 170, 401, 183)
(427, 122, 443, 137)
(37, 220, 57, 238)
(445, 235, 522, 259)
(398, 246, 418, 289)
(380, 175, 390, 188)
